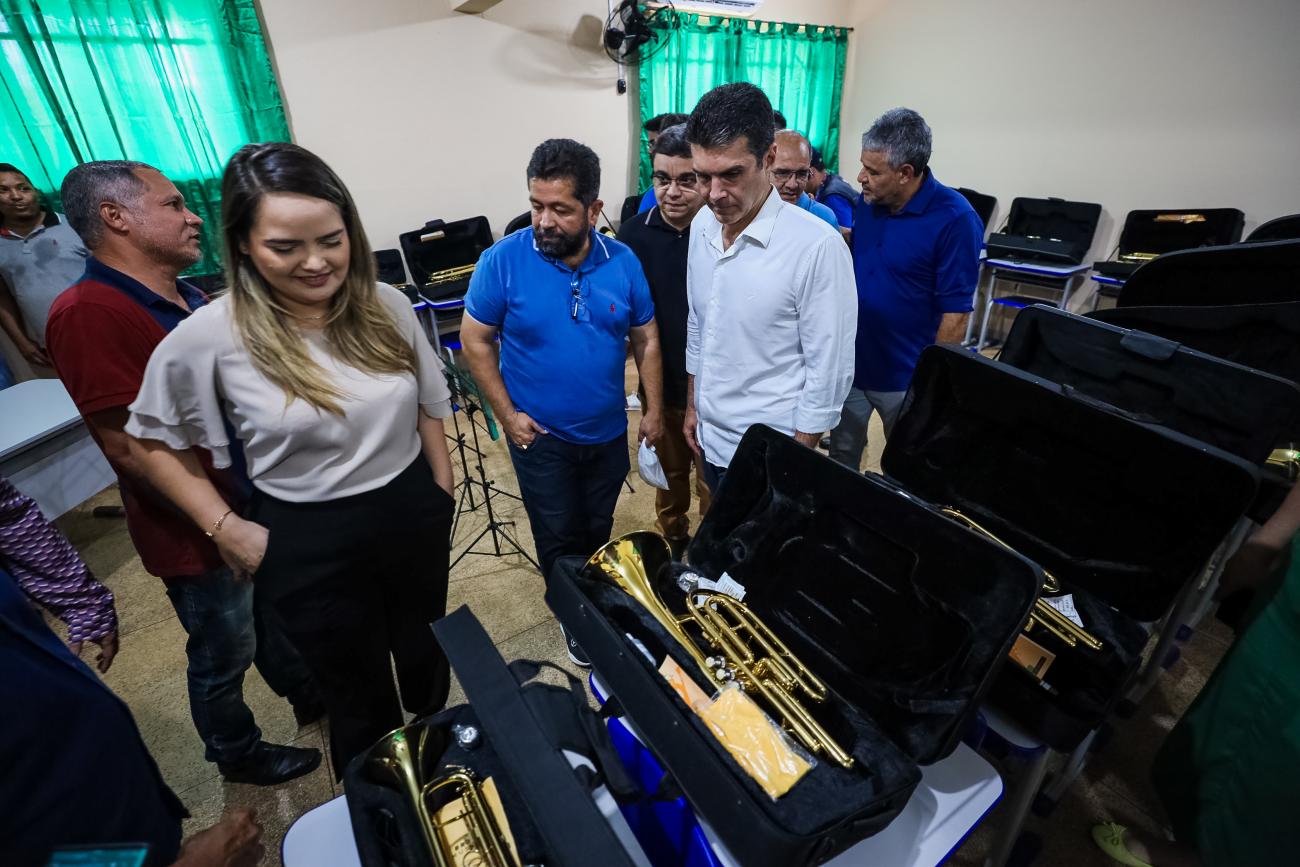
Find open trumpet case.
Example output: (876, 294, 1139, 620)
(548, 424, 1044, 867)
(879, 345, 1259, 751)
(398, 216, 494, 302)
(985, 196, 1102, 265)
(342, 606, 638, 867)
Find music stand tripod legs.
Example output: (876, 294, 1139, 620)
(448, 397, 537, 571)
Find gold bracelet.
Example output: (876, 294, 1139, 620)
(205, 508, 234, 538)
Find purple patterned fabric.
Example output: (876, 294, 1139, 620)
(0, 476, 117, 642)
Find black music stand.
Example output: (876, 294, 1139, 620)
(443, 362, 537, 570)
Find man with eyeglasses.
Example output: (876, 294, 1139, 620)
(618, 124, 710, 559)
(769, 130, 840, 232)
(684, 83, 856, 493)
(461, 139, 664, 667)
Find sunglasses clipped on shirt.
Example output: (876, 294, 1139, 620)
(570, 274, 590, 322)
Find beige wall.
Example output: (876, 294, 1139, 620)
(256, 0, 860, 255)
(840, 0, 1300, 294)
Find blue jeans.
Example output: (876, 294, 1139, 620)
(508, 433, 630, 582)
(165, 564, 316, 763)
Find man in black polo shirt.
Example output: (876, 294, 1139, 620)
(618, 124, 710, 555)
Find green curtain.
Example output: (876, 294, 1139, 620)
(0, 0, 289, 274)
(637, 11, 849, 191)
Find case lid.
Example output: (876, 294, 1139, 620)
(1001, 305, 1300, 464)
(1118, 238, 1300, 308)
(882, 346, 1259, 622)
(1002, 197, 1102, 248)
(1092, 300, 1300, 404)
(687, 424, 1041, 765)
(1113, 208, 1243, 258)
(398, 216, 494, 285)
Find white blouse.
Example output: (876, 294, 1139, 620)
(126, 283, 452, 503)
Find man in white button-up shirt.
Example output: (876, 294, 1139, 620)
(682, 83, 857, 491)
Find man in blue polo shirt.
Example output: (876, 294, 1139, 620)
(462, 139, 663, 666)
(829, 108, 982, 469)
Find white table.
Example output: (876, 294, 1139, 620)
(591, 674, 1003, 867)
(0, 380, 115, 518)
(974, 259, 1092, 350)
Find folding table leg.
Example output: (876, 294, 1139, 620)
(1038, 728, 1098, 810)
(976, 277, 1006, 351)
(1122, 518, 1252, 710)
(984, 746, 1051, 867)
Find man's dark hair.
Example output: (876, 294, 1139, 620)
(809, 147, 826, 171)
(60, 160, 154, 248)
(773, 110, 787, 130)
(644, 112, 689, 134)
(685, 82, 776, 165)
(526, 139, 601, 207)
(651, 123, 690, 160)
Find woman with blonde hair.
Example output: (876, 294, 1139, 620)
(125, 141, 456, 775)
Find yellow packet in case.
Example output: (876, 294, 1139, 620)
(699, 685, 812, 799)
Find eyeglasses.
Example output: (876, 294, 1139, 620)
(651, 171, 698, 190)
(771, 168, 812, 184)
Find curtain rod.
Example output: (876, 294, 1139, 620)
(690, 14, 853, 32)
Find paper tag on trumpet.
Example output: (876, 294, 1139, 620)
(1042, 594, 1085, 629)
(713, 572, 748, 602)
(659, 655, 714, 713)
(700, 686, 811, 799)
(433, 775, 519, 867)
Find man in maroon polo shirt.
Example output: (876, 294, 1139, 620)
(45, 160, 321, 786)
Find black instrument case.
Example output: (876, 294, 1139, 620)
(549, 424, 1042, 866)
(879, 346, 1258, 750)
(1092, 208, 1244, 280)
(343, 606, 638, 867)
(986, 197, 1102, 265)
(398, 216, 494, 302)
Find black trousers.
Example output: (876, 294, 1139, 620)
(249, 455, 453, 778)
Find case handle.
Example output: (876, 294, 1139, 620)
(1119, 330, 1180, 361)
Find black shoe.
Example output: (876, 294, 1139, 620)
(819, 436, 831, 450)
(290, 695, 326, 728)
(218, 741, 322, 786)
(560, 625, 591, 669)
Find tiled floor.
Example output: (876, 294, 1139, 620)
(49, 361, 1229, 866)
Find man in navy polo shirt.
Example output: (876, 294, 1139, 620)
(829, 108, 982, 469)
(45, 161, 321, 786)
(462, 139, 663, 667)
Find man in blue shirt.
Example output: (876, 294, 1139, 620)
(770, 130, 840, 232)
(829, 108, 982, 469)
(462, 139, 663, 666)
(807, 146, 859, 234)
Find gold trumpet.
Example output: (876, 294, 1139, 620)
(426, 263, 476, 287)
(583, 532, 855, 769)
(940, 509, 1104, 652)
(1267, 448, 1300, 480)
(363, 724, 518, 867)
